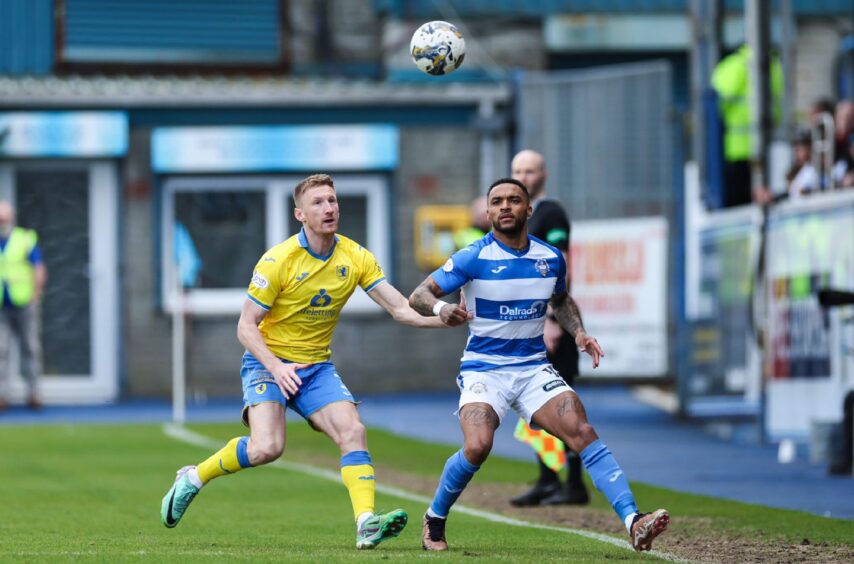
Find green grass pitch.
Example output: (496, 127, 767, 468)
(1, 421, 851, 562)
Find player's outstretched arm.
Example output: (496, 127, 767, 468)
(367, 280, 450, 327)
(409, 276, 471, 327)
(370, 280, 468, 328)
(237, 299, 308, 398)
(549, 292, 605, 368)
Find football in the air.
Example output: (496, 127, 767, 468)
(410, 21, 466, 76)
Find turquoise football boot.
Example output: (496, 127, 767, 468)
(355, 509, 408, 549)
(161, 465, 201, 528)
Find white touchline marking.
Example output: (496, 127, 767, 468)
(163, 423, 687, 562)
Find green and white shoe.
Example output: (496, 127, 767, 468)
(161, 465, 200, 528)
(355, 509, 408, 549)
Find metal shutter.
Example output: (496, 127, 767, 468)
(0, 0, 54, 75)
(62, 0, 281, 65)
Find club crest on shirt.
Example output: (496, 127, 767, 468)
(535, 258, 550, 277)
(442, 258, 454, 272)
(470, 382, 487, 394)
(251, 270, 269, 288)
(336, 265, 349, 280)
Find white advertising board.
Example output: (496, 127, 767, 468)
(571, 217, 668, 378)
(765, 191, 854, 439)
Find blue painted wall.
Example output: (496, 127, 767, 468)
(0, 0, 54, 75)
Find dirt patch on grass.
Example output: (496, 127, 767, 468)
(462, 483, 854, 564)
(287, 451, 854, 563)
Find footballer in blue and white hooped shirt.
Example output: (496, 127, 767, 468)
(430, 231, 565, 374)
(411, 178, 668, 554)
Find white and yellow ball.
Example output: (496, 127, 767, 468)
(410, 21, 466, 76)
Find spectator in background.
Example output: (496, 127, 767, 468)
(0, 201, 47, 411)
(841, 135, 854, 188)
(786, 131, 819, 199)
(828, 391, 853, 475)
(711, 44, 783, 207)
(809, 98, 835, 124)
(834, 100, 854, 166)
(806, 98, 835, 191)
(829, 101, 854, 188)
(453, 196, 490, 251)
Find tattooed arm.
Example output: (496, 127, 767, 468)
(550, 292, 605, 368)
(550, 291, 585, 338)
(409, 276, 471, 327)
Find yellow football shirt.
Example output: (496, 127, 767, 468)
(247, 229, 385, 363)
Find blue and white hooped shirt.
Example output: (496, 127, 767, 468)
(430, 232, 566, 373)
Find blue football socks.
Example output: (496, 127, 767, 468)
(580, 439, 638, 525)
(429, 449, 480, 518)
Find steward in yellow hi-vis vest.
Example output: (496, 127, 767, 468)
(0, 227, 39, 307)
(712, 44, 783, 162)
(0, 201, 47, 411)
(711, 44, 783, 207)
(159, 174, 467, 550)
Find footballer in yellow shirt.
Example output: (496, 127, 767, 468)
(245, 226, 386, 365)
(160, 174, 471, 550)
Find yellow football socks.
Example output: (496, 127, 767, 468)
(197, 436, 253, 484)
(340, 451, 375, 521)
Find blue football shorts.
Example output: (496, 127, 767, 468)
(240, 352, 355, 427)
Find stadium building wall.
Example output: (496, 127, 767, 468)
(1, 0, 850, 407)
(121, 119, 503, 400)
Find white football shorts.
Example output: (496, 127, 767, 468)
(456, 363, 574, 423)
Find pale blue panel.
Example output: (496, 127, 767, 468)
(151, 125, 399, 173)
(0, 112, 128, 157)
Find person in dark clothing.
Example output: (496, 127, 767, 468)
(508, 149, 589, 506)
(829, 391, 853, 476)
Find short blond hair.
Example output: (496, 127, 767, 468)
(293, 174, 335, 206)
